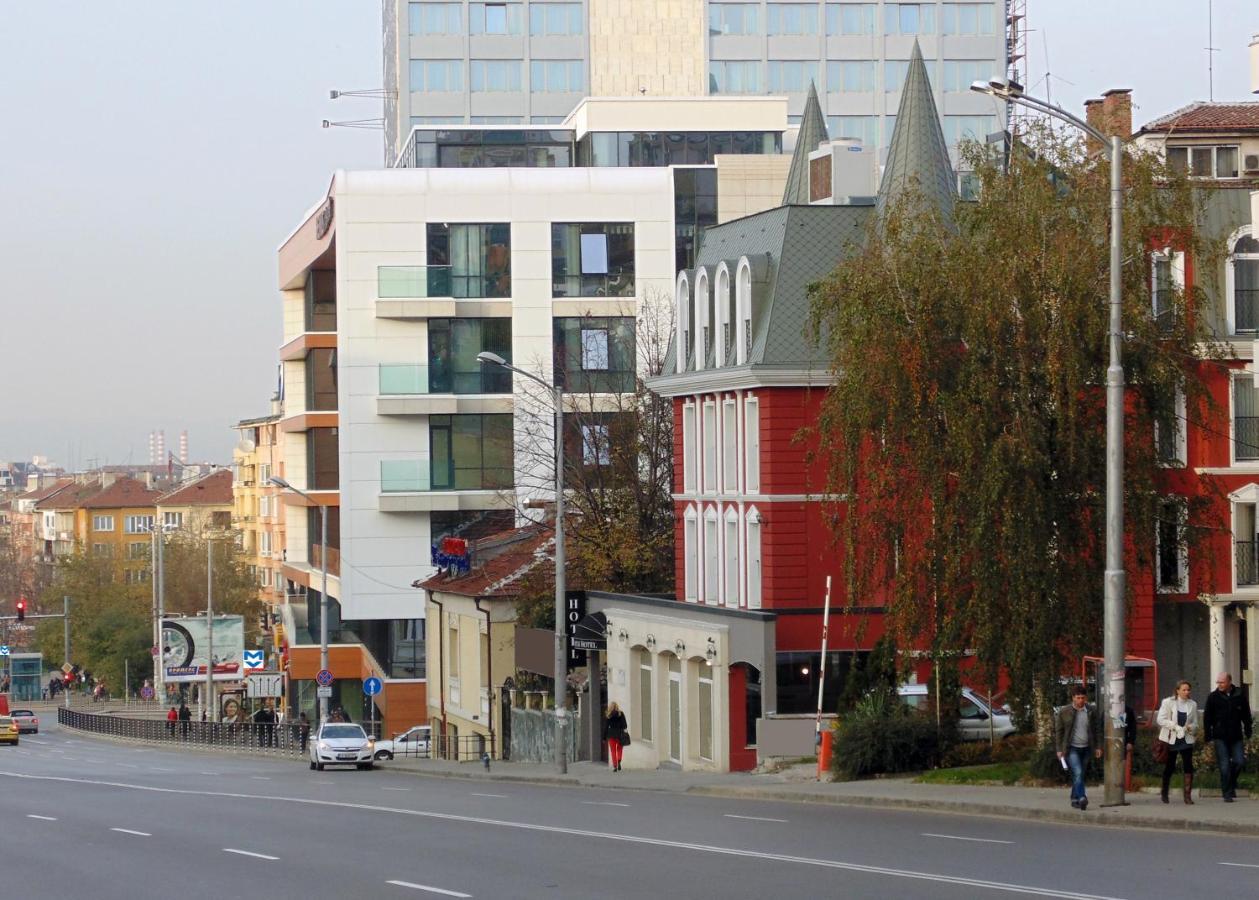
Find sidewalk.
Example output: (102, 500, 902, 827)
(386, 756, 1259, 836)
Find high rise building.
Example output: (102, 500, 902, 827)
(383, 1, 1008, 166)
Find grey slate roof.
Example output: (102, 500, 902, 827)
(782, 82, 829, 205)
(876, 40, 957, 222)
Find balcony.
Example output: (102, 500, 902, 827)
(375, 266, 512, 319)
(377, 460, 512, 513)
(377, 364, 513, 415)
(1238, 541, 1259, 587)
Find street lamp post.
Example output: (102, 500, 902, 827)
(477, 350, 568, 774)
(270, 476, 329, 723)
(972, 79, 1127, 806)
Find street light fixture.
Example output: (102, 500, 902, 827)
(270, 475, 330, 724)
(476, 350, 569, 774)
(971, 79, 1127, 806)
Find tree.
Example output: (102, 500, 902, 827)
(807, 131, 1226, 717)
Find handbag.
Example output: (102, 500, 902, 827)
(1153, 737, 1169, 765)
(620, 731, 631, 747)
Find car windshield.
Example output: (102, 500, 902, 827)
(11, 710, 33, 716)
(322, 725, 366, 740)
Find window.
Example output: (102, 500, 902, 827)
(307, 427, 339, 491)
(469, 1, 522, 34)
(745, 396, 760, 492)
(426, 222, 512, 298)
(580, 423, 611, 466)
(409, 2, 462, 35)
(92, 543, 112, 558)
(941, 2, 996, 35)
(1151, 250, 1177, 332)
(884, 3, 934, 34)
(469, 60, 522, 92)
(638, 648, 654, 741)
(826, 3, 875, 34)
(698, 665, 714, 760)
(683, 404, 697, 493)
(702, 401, 717, 493)
(1156, 499, 1188, 592)
(530, 2, 582, 35)
(1234, 375, 1259, 461)
(1231, 232, 1259, 333)
(724, 509, 740, 607)
(828, 60, 875, 93)
(709, 3, 758, 35)
(746, 511, 762, 609)
(408, 60, 464, 93)
(92, 515, 114, 532)
(684, 507, 699, 601)
(1167, 145, 1241, 179)
(163, 511, 183, 530)
(259, 495, 270, 519)
(469, 115, 523, 125)
(551, 223, 635, 297)
(429, 414, 514, 490)
(306, 347, 338, 411)
(943, 115, 997, 146)
(429, 318, 513, 393)
(708, 61, 761, 94)
(828, 115, 877, 148)
(304, 270, 336, 331)
(767, 3, 818, 34)
(124, 515, 154, 534)
(1155, 386, 1186, 467)
(768, 61, 819, 93)
(941, 60, 994, 93)
(124, 568, 151, 584)
(261, 531, 273, 556)
(530, 60, 583, 93)
(127, 541, 149, 560)
(674, 167, 719, 272)
(883, 60, 910, 92)
(704, 510, 719, 602)
(722, 399, 738, 492)
(554, 317, 635, 393)
(260, 568, 271, 587)
(260, 463, 271, 484)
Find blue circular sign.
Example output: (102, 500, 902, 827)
(315, 668, 334, 687)
(363, 677, 382, 697)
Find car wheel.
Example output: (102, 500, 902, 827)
(316, 762, 324, 771)
(357, 762, 373, 771)
(375, 751, 393, 761)
(310, 760, 317, 770)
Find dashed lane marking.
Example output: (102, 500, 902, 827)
(470, 793, 508, 799)
(110, 828, 151, 837)
(724, 814, 788, 823)
(224, 848, 279, 861)
(923, 833, 1015, 845)
(385, 881, 472, 897)
(26, 815, 57, 821)
(581, 801, 630, 807)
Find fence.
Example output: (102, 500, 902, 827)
(509, 707, 580, 764)
(59, 708, 308, 757)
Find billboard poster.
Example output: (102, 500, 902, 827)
(161, 615, 245, 682)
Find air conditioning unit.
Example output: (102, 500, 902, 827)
(1245, 153, 1259, 174)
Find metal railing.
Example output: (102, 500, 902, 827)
(1237, 540, 1259, 586)
(59, 708, 308, 757)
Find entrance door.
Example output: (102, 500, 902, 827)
(668, 655, 681, 763)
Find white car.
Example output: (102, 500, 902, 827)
(309, 723, 375, 771)
(897, 684, 1017, 741)
(373, 725, 431, 761)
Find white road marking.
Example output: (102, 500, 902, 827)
(470, 793, 507, 798)
(224, 848, 280, 861)
(386, 880, 472, 897)
(1219, 862, 1259, 869)
(152, 767, 174, 773)
(582, 801, 630, 807)
(110, 828, 151, 837)
(26, 815, 57, 821)
(381, 787, 411, 792)
(0, 772, 1127, 900)
(200, 772, 220, 776)
(61, 756, 78, 762)
(250, 776, 272, 781)
(923, 833, 1015, 845)
(115, 763, 139, 769)
(724, 814, 788, 823)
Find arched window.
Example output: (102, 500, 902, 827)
(703, 506, 719, 602)
(694, 268, 710, 370)
(746, 506, 762, 610)
(716, 263, 732, 366)
(736, 257, 753, 364)
(676, 273, 692, 371)
(1228, 228, 1259, 334)
(724, 506, 740, 607)
(683, 505, 699, 602)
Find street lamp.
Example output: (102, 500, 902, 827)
(971, 78, 1127, 806)
(476, 350, 568, 774)
(270, 475, 330, 724)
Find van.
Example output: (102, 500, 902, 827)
(897, 684, 1016, 741)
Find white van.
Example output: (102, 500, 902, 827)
(897, 684, 1016, 741)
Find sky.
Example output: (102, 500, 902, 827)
(0, 2, 1255, 470)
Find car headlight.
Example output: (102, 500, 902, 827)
(367, 739, 375, 748)
(317, 741, 329, 751)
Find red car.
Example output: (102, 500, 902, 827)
(10, 709, 38, 734)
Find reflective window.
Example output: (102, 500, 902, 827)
(941, 59, 994, 92)
(883, 59, 910, 92)
(943, 115, 997, 146)
(429, 415, 514, 490)
(552, 223, 635, 297)
(674, 167, 718, 272)
(409, 59, 464, 92)
(470, 60, 523, 92)
(709, 2, 758, 35)
(554, 317, 635, 392)
(306, 348, 338, 411)
(826, 3, 874, 34)
(469, 1, 522, 34)
(428, 319, 512, 393)
(304, 270, 336, 331)
(307, 427, 339, 491)
(529, 2, 582, 35)
(828, 60, 876, 92)
(828, 115, 877, 148)
(884, 3, 934, 34)
(426, 223, 512, 298)
(767, 60, 818, 93)
(408, 3, 462, 35)
(767, 3, 818, 34)
(530, 59, 584, 93)
(709, 60, 762, 94)
(940, 3, 996, 35)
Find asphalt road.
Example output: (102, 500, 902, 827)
(2, 720, 1256, 900)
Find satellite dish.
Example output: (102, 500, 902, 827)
(236, 439, 256, 454)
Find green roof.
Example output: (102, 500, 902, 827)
(782, 82, 829, 205)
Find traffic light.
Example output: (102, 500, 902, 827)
(15, 597, 25, 622)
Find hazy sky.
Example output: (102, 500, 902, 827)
(0, 2, 1255, 469)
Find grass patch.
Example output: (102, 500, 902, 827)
(916, 761, 1031, 786)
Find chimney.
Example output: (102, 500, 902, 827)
(1251, 33, 1258, 94)
(1082, 90, 1132, 155)
(1084, 98, 1105, 153)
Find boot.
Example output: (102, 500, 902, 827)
(1183, 773, 1195, 805)
(1161, 774, 1171, 804)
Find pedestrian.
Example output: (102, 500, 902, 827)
(166, 706, 178, 738)
(298, 712, 310, 754)
(1204, 672, 1252, 803)
(178, 700, 191, 738)
(1054, 685, 1102, 810)
(1156, 679, 1200, 805)
(603, 702, 629, 772)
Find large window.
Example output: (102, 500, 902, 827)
(683, 404, 697, 493)
(637, 648, 654, 741)
(883, 60, 910, 92)
(306, 348, 337, 411)
(551, 223, 635, 297)
(675, 167, 719, 272)
(826, 3, 874, 34)
(429, 318, 512, 394)
(530, 2, 582, 35)
(709, 3, 758, 35)
(768, 61, 818, 93)
(828, 115, 877, 148)
(430, 415, 514, 490)
(92, 515, 114, 532)
(943, 115, 997, 146)
(746, 512, 762, 609)
(708, 61, 761, 95)
(554, 317, 635, 393)
(767, 3, 818, 34)
(884, 3, 934, 34)
(580, 131, 779, 167)
(470, 60, 523, 92)
(409, 2, 462, 35)
(941, 60, 994, 93)
(304, 270, 336, 331)
(775, 651, 867, 714)
(124, 515, 155, 535)
(828, 60, 875, 93)
(409, 59, 464, 92)
(1155, 499, 1188, 592)
(307, 427, 339, 491)
(530, 60, 583, 93)
(1167, 145, 1241, 179)
(426, 223, 512, 298)
(941, 2, 996, 34)
(1231, 233, 1259, 333)
(1234, 375, 1259, 461)
(469, 1, 522, 34)
(684, 508, 698, 601)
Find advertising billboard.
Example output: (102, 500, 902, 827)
(161, 615, 245, 682)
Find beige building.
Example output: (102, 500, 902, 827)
(233, 413, 288, 608)
(155, 470, 234, 535)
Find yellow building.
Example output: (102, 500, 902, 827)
(74, 476, 162, 582)
(233, 412, 287, 609)
(155, 470, 234, 535)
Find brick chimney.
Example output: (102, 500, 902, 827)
(1084, 98, 1104, 153)
(1082, 89, 1132, 154)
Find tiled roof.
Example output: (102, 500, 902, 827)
(156, 469, 233, 506)
(81, 477, 161, 510)
(782, 82, 829, 205)
(1139, 102, 1259, 134)
(419, 525, 553, 598)
(20, 479, 73, 504)
(35, 480, 104, 510)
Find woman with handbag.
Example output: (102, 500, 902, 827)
(1156, 680, 1200, 804)
(604, 702, 629, 772)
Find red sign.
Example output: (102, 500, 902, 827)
(440, 536, 468, 557)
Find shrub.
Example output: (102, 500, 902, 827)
(831, 690, 954, 779)
(940, 733, 1037, 768)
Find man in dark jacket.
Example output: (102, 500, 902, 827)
(1054, 685, 1102, 810)
(1204, 672, 1253, 802)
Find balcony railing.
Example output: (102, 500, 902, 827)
(1236, 416, 1259, 461)
(377, 266, 510, 300)
(380, 364, 431, 394)
(1237, 541, 1259, 586)
(380, 460, 513, 493)
(381, 460, 431, 493)
(379, 364, 511, 395)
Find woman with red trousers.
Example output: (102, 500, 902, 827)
(604, 702, 628, 772)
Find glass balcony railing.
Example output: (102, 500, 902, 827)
(381, 460, 431, 493)
(379, 364, 431, 394)
(380, 460, 513, 493)
(377, 266, 511, 299)
(379, 363, 512, 395)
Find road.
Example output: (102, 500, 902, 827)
(1, 720, 1255, 900)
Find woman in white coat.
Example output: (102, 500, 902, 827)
(1156, 680, 1200, 804)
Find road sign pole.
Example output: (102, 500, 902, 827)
(63, 597, 71, 710)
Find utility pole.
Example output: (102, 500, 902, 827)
(63, 596, 71, 710)
(205, 538, 214, 721)
(156, 523, 166, 703)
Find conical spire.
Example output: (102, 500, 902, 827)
(876, 40, 956, 222)
(782, 81, 829, 205)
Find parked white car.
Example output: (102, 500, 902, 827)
(897, 684, 1017, 741)
(373, 725, 431, 761)
(309, 722, 375, 771)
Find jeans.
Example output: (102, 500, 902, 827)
(1215, 738, 1245, 797)
(1066, 747, 1090, 801)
